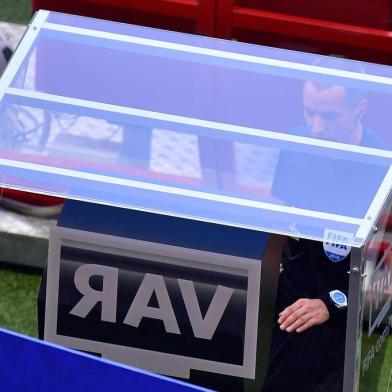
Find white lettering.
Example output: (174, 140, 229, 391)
(178, 279, 233, 340)
(123, 273, 180, 335)
(70, 266, 235, 339)
(70, 264, 119, 322)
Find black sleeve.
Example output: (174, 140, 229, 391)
(318, 289, 348, 324)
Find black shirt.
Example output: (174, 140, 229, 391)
(271, 128, 389, 320)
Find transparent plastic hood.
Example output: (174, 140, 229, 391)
(1, 10, 392, 246)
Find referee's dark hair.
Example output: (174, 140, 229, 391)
(308, 56, 367, 106)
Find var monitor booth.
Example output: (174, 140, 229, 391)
(0, 10, 391, 391)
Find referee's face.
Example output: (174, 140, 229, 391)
(303, 81, 362, 143)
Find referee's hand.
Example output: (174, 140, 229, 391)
(278, 298, 329, 333)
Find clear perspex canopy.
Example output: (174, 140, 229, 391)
(1, 10, 392, 247)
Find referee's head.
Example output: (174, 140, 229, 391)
(303, 57, 367, 144)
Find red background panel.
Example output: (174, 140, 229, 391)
(215, 0, 392, 65)
(32, 0, 215, 36)
(236, 0, 392, 29)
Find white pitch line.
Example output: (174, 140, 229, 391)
(387, 367, 392, 392)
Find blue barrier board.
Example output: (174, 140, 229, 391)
(0, 328, 211, 391)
